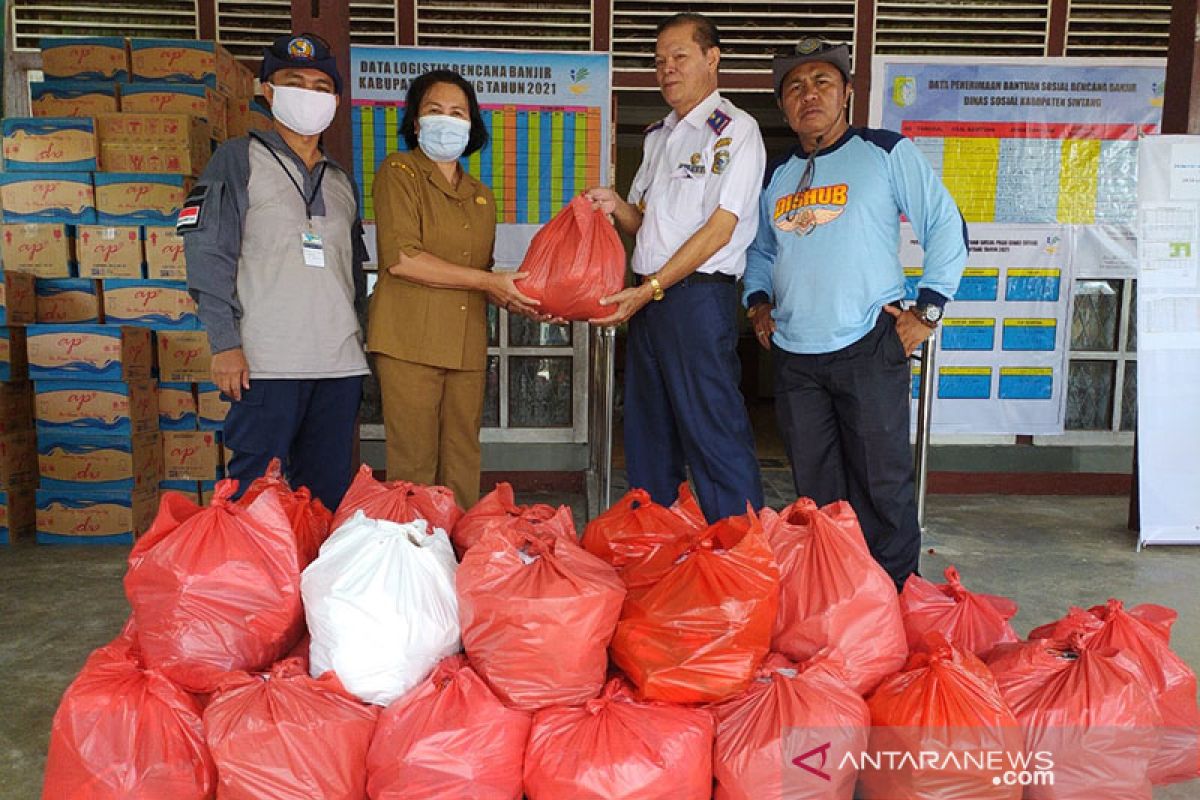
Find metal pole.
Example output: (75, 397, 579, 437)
(587, 325, 617, 519)
(913, 333, 937, 528)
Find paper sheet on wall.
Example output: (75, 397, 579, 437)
(1135, 135, 1200, 546)
(901, 223, 1072, 434)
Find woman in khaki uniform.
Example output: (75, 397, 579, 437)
(370, 70, 537, 506)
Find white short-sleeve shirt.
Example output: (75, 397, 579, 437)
(627, 91, 766, 278)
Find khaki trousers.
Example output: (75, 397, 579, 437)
(374, 354, 485, 507)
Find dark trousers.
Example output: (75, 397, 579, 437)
(223, 376, 363, 511)
(624, 279, 764, 523)
(773, 311, 920, 588)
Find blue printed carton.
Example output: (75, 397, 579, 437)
(35, 380, 157, 436)
(0, 172, 96, 224)
(26, 324, 153, 382)
(30, 81, 120, 118)
(0, 484, 37, 544)
(129, 39, 237, 94)
(102, 279, 200, 330)
(35, 278, 102, 324)
(158, 381, 197, 430)
(93, 173, 190, 226)
(35, 486, 158, 545)
(38, 429, 161, 493)
(39, 37, 129, 82)
(2, 118, 99, 172)
(195, 381, 228, 430)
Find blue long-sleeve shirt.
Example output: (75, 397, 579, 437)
(742, 127, 968, 354)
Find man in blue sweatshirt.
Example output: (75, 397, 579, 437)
(743, 38, 968, 588)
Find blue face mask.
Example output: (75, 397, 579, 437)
(418, 114, 471, 162)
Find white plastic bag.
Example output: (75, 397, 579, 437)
(301, 511, 461, 706)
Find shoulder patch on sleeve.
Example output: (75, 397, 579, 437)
(643, 119, 665, 135)
(706, 108, 732, 136)
(175, 184, 209, 233)
(856, 127, 906, 154)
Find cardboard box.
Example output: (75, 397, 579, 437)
(195, 382, 229, 430)
(0, 431, 38, 488)
(158, 478, 200, 503)
(0, 327, 29, 382)
(0, 482, 38, 544)
(157, 381, 197, 430)
(35, 379, 156, 436)
(96, 113, 212, 176)
(0, 382, 34, 435)
(38, 429, 161, 492)
(156, 329, 211, 382)
(162, 429, 223, 481)
(93, 173, 189, 226)
(77, 225, 143, 278)
(30, 81, 120, 118)
(199, 480, 217, 505)
(27, 324, 152, 381)
(119, 84, 226, 137)
(0, 271, 38, 325)
(0, 223, 76, 278)
(36, 278, 102, 324)
(0, 172, 96, 224)
(130, 39, 238, 95)
(2, 118, 99, 172)
(144, 226, 186, 280)
(248, 100, 272, 132)
(102, 279, 198, 330)
(35, 486, 158, 544)
(40, 37, 130, 82)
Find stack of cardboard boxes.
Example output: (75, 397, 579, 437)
(0, 273, 39, 543)
(0, 36, 250, 542)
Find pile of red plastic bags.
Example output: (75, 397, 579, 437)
(43, 464, 1200, 799)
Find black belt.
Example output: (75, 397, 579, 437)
(679, 271, 737, 286)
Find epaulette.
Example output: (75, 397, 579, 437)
(706, 108, 732, 136)
(643, 119, 665, 135)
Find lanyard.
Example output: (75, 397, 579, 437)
(252, 133, 327, 221)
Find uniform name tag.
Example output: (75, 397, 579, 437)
(301, 230, 325, 268)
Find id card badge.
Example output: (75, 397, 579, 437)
(301, 229, 325, 268)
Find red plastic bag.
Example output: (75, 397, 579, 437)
(203, 657, 378, 800)
(987, 637, 1161, 800)
(713, 654, 869, 800)
(452, 481, 575, 558)
(238, 457, 333, 565)
(899, 565, 1019, 659)
(859, 635, 1024, 800)
(457, 528, 625, 710)
(524, 678, 714, 800)
(582, 487, 700, 577)
(516, 194, 626, 321)
(43, 622, 216, 799)
(670, 481, 708, 527)
(332, 464, 462, 533)
(125, 480, 305, 693)
(1028, 600, 1200, 785)
(611, 509, 780, 703)
(366, 654, 531, 799)
(762, 498, 906, 694)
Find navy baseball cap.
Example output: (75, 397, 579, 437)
(772, 38, 852, 96)
(260, 33, 343, 93)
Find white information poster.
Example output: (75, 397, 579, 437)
(901, 224, 1072, 434)
(1135, 135, 1200, 546)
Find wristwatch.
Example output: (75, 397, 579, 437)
(911, 303, 943, 328)
(648, 274, 665, 302)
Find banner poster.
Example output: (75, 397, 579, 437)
(901, 223, 1072, 435)
(1133, 135, 1200, 546)
(350, 46, 612, 267)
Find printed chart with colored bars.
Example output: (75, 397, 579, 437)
(875, 59, 1164, 227)
(354, 104, 602, 225)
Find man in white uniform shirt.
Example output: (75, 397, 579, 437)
(586, 12, 766, 521)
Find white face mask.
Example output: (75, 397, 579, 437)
(418, 114, 471, 162)
(269, 84, 337, 136)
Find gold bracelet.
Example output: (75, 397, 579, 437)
(648, 275, 664, 301)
